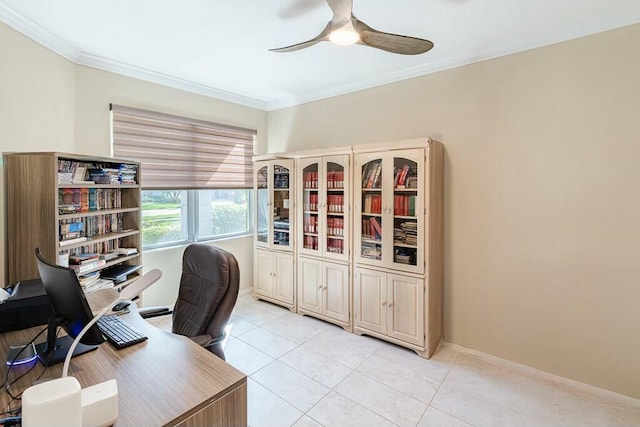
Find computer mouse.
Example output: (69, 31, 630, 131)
(113, 301, 131, 312)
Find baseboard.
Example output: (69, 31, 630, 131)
(441, 341, 640, 404)
(238, 287, 252, 298)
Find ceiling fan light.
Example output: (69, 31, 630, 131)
(329, 21, 360, 46)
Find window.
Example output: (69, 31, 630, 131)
(141, 189, 252, 248)
(111, 105, 255, 249)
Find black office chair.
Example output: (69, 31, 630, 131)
(142, 244, 240, 360)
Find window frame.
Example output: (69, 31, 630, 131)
(142, 188, 254, 251)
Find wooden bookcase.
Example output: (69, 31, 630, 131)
(252, 156, 296, 311)
(4, 152, 142, 295)
(295, 150, 353, 331)
(352, 139, 444, 358)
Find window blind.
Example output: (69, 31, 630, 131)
(111, 104, 255, 189)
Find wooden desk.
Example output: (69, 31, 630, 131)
(0, 290, 247, 426)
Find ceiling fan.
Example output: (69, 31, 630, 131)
(270, 0, 434, 55)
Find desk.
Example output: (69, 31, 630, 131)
(0, 289, 247, 426)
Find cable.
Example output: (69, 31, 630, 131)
(2, 326, 58, 417)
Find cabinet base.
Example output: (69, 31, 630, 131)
(297, 309, 352, 332)
(353, 326, 439, 359)
(252, 293, 296, 313)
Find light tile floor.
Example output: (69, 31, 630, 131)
(150, 294, 640, 426)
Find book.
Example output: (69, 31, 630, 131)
(99, 252, 120, 261)
(371, 162, 383, 188)
(69, 253, 100, 265)
(100, 264, 142, 282)
(115, 247, 138, 256)
(79, 187, 89, 212)
(71, 259, 106, 274)
(72, 165, 87, 183)
(58, 253, 69, 268)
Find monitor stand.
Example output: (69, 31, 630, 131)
(34, 317, 99, 366)
(35, 335, 98, 366)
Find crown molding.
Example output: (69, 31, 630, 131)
(0, 2, 80, 61)
(75, 52, 269, 110)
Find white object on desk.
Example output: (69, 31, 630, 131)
(22, 377, 82, 427)
(0, 287, 10, 302)
(21, 269, 162, 427)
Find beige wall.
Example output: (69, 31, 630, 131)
(0, 22, 76, 283)
(0, 21, 266, 301)
(268, 24, 640, 399)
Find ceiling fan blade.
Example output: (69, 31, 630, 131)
(325, 0, 353, 22)
(270, 21, 334, 52)
(354, 20, 434, 55)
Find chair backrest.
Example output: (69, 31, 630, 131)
(171, 244, 240, 346)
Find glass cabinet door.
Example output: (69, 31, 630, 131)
(392, 156, 419, 268)
(325, 159, 347, 259)
(301, 162, 320, 254)
(272, 162, 291, 248)
(355, 149, 424, 273)
(359, 157, 384, 263)
(256, 164, 269, 245)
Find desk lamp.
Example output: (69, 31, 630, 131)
(21, 269, 162, 427)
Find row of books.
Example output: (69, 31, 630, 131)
(59, 213, 124, 242)
(362, 217, 383, 241)
(302, 217, 345, 237)
(301, 236, 346, 254)
(58, 162, 95, 184)
(394, 164, 413, 188)
(327, 238, 345, 254)
(304, 194, 345, 213)
(58, 188, 123, 214)
(304, 194, 319, 211)
(362, 161, 382, 189)
(303, 215, 318, 234)
(61, 241, 130, 257)
(77, 262, 142, 292)
(59, 247, 139, 267)
(302, 235, 318, 250)
(363, 194, 382, 214)
(302, 171, 345, 189)
(57, 159, 138, 185)
(274, 166, 290, 189)
(394, 195, 417, 217)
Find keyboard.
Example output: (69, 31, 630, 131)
(97, 315, 148, 349)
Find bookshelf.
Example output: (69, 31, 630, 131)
(4, 152, 142, 296)
(253, 157, 296, 311)
(295, 152, 352, 330)
(352, 139, 444, 358)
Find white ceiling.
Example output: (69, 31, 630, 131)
(1, 0, 639, 111)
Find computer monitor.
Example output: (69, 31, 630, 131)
(33, 248, 105, 366)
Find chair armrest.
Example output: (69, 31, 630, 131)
(189, 334, 213, 346)
(138, 306, 172, 319)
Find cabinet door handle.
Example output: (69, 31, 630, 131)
(388, 303, 394, 308)
(382, 301, 387, 306)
